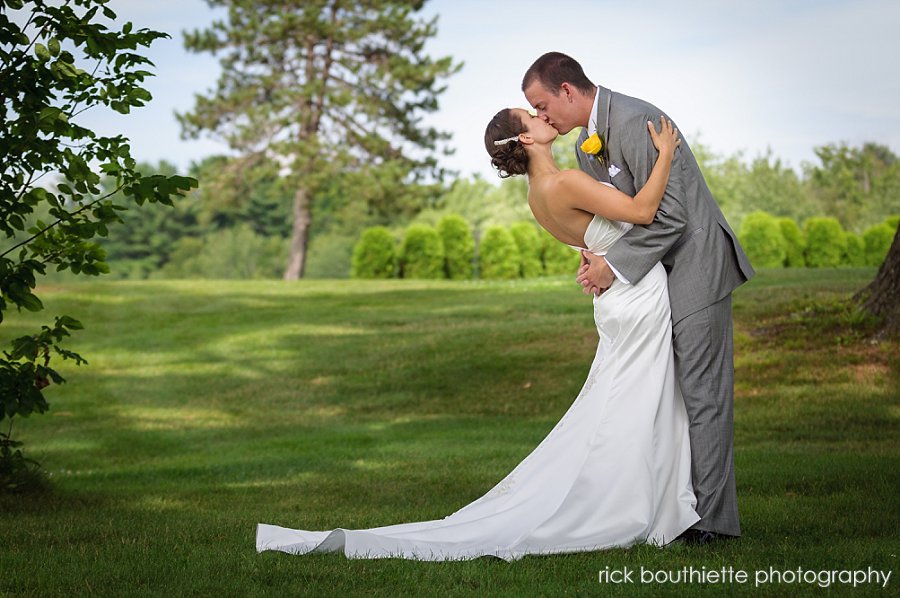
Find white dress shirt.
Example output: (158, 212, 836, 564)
(586, 87, 630, 285)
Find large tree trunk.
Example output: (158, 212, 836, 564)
(283, 186, 312, 280)
(857, 225, 900, 336)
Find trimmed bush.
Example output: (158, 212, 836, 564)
(777, 217, 806, 267)
(400, 225, 444, 279)
(478, 226, 519, 279)
(351, 226, 396, 279)
(843, 233, 865, 267)
(509, 221, 544, 278)
(540, 227, 581, 275)
(437, 214, 474, 280)
(863, 222, 895, 267)
(739, 211, 786, 268)
(804, 217, 846, 268)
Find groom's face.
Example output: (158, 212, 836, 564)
(523, 81, 581, 135)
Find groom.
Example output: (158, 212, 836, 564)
(522, 52, 755, 543)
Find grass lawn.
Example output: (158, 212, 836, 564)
(1, 269, 897, 596)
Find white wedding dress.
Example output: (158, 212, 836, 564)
(257, 213, 699, 561)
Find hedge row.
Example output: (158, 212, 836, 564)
(738, 212, 897, 269)
(352, 212, 898, 280)
(351, 216, 581, 280)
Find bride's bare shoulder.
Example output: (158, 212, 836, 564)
(540, 169, 589, 190)
(553, 169, 600, 195)
(556, 169, 593, 183)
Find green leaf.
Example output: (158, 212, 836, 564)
(34, 43, 50, 61)
(48, 38, 61, 56)
(19, 293, 44, 313)
(57, 316, 84, 330)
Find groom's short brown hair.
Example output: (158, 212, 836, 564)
(522, 52, 595, 96)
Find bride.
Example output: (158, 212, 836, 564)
(256, 112, 698, 561)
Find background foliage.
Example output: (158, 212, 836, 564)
(0, 0, 196, 480)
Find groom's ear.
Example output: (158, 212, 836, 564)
(560, 82, 574, 101)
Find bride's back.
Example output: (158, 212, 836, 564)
(527, 170, 600, 249)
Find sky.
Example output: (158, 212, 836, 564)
(70, 0, 900, 183)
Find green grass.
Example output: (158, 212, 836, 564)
(1, 269, 897, 596)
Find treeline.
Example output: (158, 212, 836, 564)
(79, 138, 898, 280)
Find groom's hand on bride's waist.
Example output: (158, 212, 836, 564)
(577, 251, 614, 296)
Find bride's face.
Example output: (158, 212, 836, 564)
(512, 108, 558, 145)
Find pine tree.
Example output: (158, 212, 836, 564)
(178, 1, 460, 279)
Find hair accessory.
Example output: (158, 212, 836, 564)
(493, 136, 519, 146)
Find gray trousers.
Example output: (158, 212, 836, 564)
(672, 293, 740, 536)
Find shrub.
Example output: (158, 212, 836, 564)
(862, 223, 895, 267)
(158, 226, 288, 279)
(351, 227, 397, 279)
(777, 217, 806, 267)
(540, 227, 581, 275)
(478, 226, 519, 279)
(509, 221, 544, 278)
(400, 225, 445, 279)
(739, 211, 786, 268)
(803, 217, 846, 268)
(437, 215, 474, 280)
(843, 233, 866, 267)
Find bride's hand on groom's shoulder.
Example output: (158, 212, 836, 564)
(648, 116, 680, 158)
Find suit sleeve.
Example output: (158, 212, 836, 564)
(604, 113, 688, 284)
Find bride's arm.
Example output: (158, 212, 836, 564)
(557, 117, 680, 225)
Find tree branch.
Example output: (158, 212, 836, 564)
(0, 184, 124, 259)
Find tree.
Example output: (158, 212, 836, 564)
(807, 142, 900, 232)
(742, 152, 814, 223)
(857, 227, 900, 336)
(98, 161, 202, 278)
(178, 0, 461, 280)
(0, 0, 196, 481)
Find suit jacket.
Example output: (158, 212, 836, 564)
(576, 85, 755, 324)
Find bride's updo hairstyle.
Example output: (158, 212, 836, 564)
(484, 109, 528, 178)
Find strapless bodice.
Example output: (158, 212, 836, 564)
(566, 182, 633, 255)
(568, 215, 632, 256)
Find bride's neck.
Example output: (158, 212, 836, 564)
(526, 144, 559, 179)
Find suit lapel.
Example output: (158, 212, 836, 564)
(595, 85, 612, 148)
(588, 86, 612, 182)
(577, 86, 612, 183)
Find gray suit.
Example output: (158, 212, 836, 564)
(577, 85, 754, 536)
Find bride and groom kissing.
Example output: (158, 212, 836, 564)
(256, 52, 755, 559)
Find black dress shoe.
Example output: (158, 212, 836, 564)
(677, 529, 721, 545)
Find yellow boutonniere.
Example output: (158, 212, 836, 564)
(580, 132, 603, 155)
